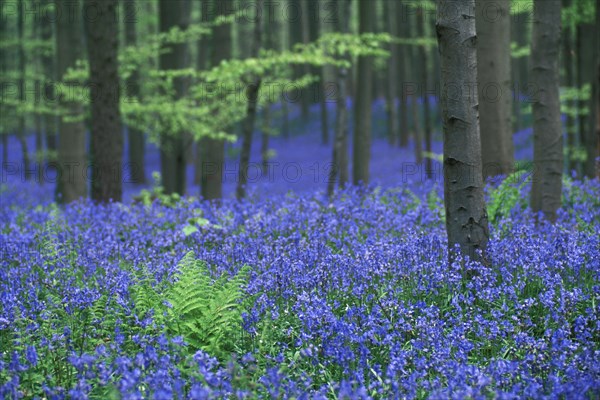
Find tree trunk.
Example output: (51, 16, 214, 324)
(86, 0, 123, 202)
(124, 0, 146, 184)
(299, 0, 311, 122)
(476, 0, 514, 179)
(159, 0, 190, 195)
(412, 90, 423, 164)
(352, 0, 373, 186)
(418, 7, 433, 179)
(319, 0, 332, 146)
(18, 0, 31, 181)
(530, 0, 562, 222)
(328, 0, 350, 196)
(384, 0, 398, 147)
(582, 4, 599, 179)
(236, 0, 262, 200)
(55, 0, 87, 203)
(436, 0, 489, 265)
(562, 0, 577, 174)
(261, 105, 270, 170)
(396, 1, 410, 148)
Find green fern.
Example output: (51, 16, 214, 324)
(165, 252, 250, 360)
(487, 171, 530, 225)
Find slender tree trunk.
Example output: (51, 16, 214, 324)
(299, 0, 311, 122)
(476, 0, 514, 178)
(236, 0, 262, 200)
(397, 1, 410, 148)
(412, 91, 423, 164)
(261, 105, 270, 170)
(384, 0, 398, 147)
(328, 0, 350, 196)
(530, 0, 562, 222)
(55, 0, 87, 203)
(437, 0, 489, 265)
(86, 0, 123, 202)
(418, 8, 433, 179)
(319, 1, 330, 148)
(0, 0, 6, 167)
(201, 0, 233, 201)
(513, 12, 529, 132)
(124, 0, 146, 184)
(352, 0, 373, 186)
(582, 5, 599, 178)
(562, 0, 577, 174)
(18, 0, 31, 181)
(35, 116, 43, 184)
(159, 0, 190, 195)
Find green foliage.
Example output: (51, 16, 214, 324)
(133, 172, 182, 208)
(487, 170, 530, 225)
(164, 252, 250, 360)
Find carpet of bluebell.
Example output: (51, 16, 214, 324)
(1, 103, 599, 399)
(1, 174, 599, 399)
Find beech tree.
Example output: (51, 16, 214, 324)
(124, 0, 146, 184)
(159, 0, 190, 195)
(201, 0, 233, 201)
(530, 0, 563, 221)
(436, 0, 489, 264)
(86, 0, 123, 202)
(55, 0, 87, 203)
(476, 0, 514, 178)
(236, 0, 263, 200)
(353, 0, 373, 186)
(327, 0, 351, 196)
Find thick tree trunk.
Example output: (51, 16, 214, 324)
(86, 0, 123, 202)
(261, 105, 270, 171)
(124, 0, 146, 184)
(436, 0, 489, 265)
(159, 0, 190, 195)
(476, 0, 514, 178)
(530, 0, 562, 221)
(582, 5, 599, 179)
(236, 0, 262, 200)
(352, 0, 373, 186)
(55, 0, 87, 203)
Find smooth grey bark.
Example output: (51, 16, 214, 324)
(582, 5, 599, 178)
(194, 0, 210, 187)
(200, 0, 232, 201)
(159, 0, 190, 195)
(476, 0, 514, 178)
(418, 8, 433, 179)
(319, 1, 334, 146)
(562, 0, 577, 173)
(436, 0, 489, 265)
(512, 12, 529, 132)
(0, 0, 6, 166)
(17, 0, 30, 181)
(236, 0, 262, 200)
(55, 0, 87, 203)
(530, 0, 562, 222)
(86, 0, 123, 202)
(412, 87, 423, 164)
(124, 0, 146, 184)
(298, 0, 311, 122)
(352, 0, 373, 186)
(40, 0, 56, 160)
(384, 0, 398, 146)
(396, 1, 409, 148)
(328, 0, 350, 197)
